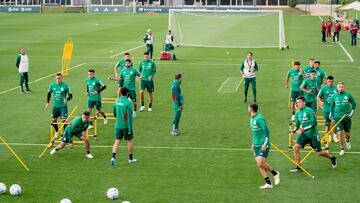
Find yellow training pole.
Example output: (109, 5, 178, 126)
(39, 105, 78, 158)
(300, 115, 346, 164)
(0, 135, 30, 172)
(271, 143, 314, 179)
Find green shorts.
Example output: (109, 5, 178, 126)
(118, 80, 124, 88)
(165, 43, 174, 51)
(88, 100, 102, 110)
(335, 116, 351, 132)
(296, 134, 322, 152)
(323, 111, 330, 123)
(253, 145, 270, 159)
(306, 101, 317, 112)
(128, 90, 136, 102)
(61, 129, 84, 143)
(290, 91, 302, 102)
(140, 80, 154, 92)
(52, 106, 68, 119)
(115, 128, 133, 141)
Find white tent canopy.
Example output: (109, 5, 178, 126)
(339, 1, 360, 11)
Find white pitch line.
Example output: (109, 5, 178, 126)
(0, 40, 141, 45)
(235, 78, 244, 92)
(110, 44, 145, 58)
(218, 78, 230, 92)
(0, 63, 87, 96)
(318, 16, 354, 62)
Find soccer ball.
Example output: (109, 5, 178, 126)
(122, 201, 131, 203)
(0, 183, 6, 194)
(106, 188, 119, 200)
(60, 198, 72, 203)
(9, 184, 21, 196)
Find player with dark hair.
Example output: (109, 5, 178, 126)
(171, 73, 183, 136)
(286, 61, 304, 121)
(240, 52, 258, 103)
(139, 52, 156, 112)
(301, 70, 318, 112)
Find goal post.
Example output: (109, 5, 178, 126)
(168, 9, 286, 49)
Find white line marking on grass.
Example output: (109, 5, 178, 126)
(318, 16, 354, 62)
(0, 63, 87, 95)
(0, 40, 141, 45)
(110, 44, 145, 58)
(235, 78, 244, 92)
(218, 78, 230, 92)
(218, 77, 243, 93)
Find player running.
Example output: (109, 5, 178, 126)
(171, 73, 183, 136)
(45, 73, 72, 133)
(240, 52, 258, 103)
(139, 52, 156, 112)
(50, 111, 94, 159)
(114, 52, 131, 89)
(290, 96, 337, 173)
(330, 82, 356, 156)
(286, 61, 304, 121)
(111, 87, 137, 165)
(86, 69, 107, 129)
(144, 29, 154, 59)
(314, 61, 327, 88)
(248, 103, 280, 189)
(301, 70, 318, 112)
(302, 59, 315, 78)
(16, 48, 31, 93)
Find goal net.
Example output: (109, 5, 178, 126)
(168, 9, 286, 49)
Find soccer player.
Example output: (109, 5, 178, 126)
(111, 87, 136, 165)
(240, 52, 258, 103)
(86, 69, 107, 129)
(350, 22, 359, 46)
(314, 61, 327, 88)
(114, 52, 131, 89)
(317, 76, 338, 142)
(326, 18, 333, 39)
(333, 20, 341, 43)
(108, 59, 141, 117)
(171, 73, 183, 136)
(50, 111, 93, 159)
(286, 61, 304, 121)
(302, 59, 315, 78)
(321, 21, 326, 43)
(144, 29, 154, 59)
(248, 103, 280, 189)
(165, 30, 175, 52)
(45, 73, 72, 133)
(16, 48, 31, 93)
(290, 96, 337, 173)
(301, 70, 318, 112)
(139, 52, 156, 112)
(330, 82, 356, 156)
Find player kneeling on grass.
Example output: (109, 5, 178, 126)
(248, 103, 280, 189)
(111, 87, 136, 165)
(290, 96, 336, 173)
(50, 111, 93, 159)
(171, 74, 183, 136)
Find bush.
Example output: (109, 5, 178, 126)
(288, 0, 297, 8)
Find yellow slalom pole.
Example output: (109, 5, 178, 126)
(300, 115, 346, 164)
(0, 135, 30, 172)
(288, 86, 291, 107)
(271, 143, 314, 179)
(39, 105, 78, 158)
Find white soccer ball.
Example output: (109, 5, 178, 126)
(60, 198, 72, 203)
(122, 201, 131, 203)
(0, 183, 6, 194)
(9, 184, 21, 196)
(106, 188, 119, 200)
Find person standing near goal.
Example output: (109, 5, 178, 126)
(286, 61, 304, 121)
(165, 30, 175, 52)
(248, 103, 280, 189)
(139, 52, 156, 112)
(144, 29, 154, 59)
(240, 52, 258, 103)
(16, 48, 31, 93)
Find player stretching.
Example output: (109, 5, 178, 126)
(171, 74, 183, 136)
(286, 61, 304, 121)
(139, 52, 156, 112)
(314, 61, 327, 88)
(114, 52, 131, 89)
(144, 29, 154, 59)
(301, 70, 318, 112)
(109, 59, 141, 117)
(317, 76, 338, 142)
(330, 82, 356, 156)
(240, 52, 258, 103)
(86, 69, 107, 129)
(302, 59, 315, 78)
(111, 87, 136, 165)
(290, 96, 337, 173)
(45, 73, 72, 133)
(248, 103, 280, 189)
(50, 111, 94, 159)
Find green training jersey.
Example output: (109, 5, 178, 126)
(86, 76, 105, 101)
(116, 60, 133, 75)
(287, 68, 304, 91)
(295, 106, 318, 137)
(120, 67, 141, 91)
(301, 78, 318, 102)
(250, 113, 270, 147)
(317, 85, 337, 111)
(113, 96, 133, 131)
(139, 59, 156, 81)
(302, 66, 314, 77)
(330, 91, 356, 118)
(66, 116, 89, 134)
(48, 82, 71, 107)
(171, 80, 183, 106)
(315, 68, 327, 87)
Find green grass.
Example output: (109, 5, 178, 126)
(0, 13, 359, 202)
